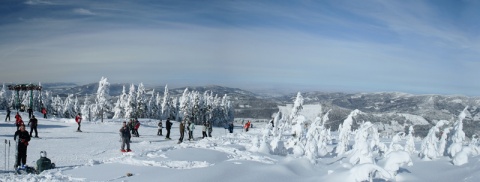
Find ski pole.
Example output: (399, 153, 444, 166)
(8, 140, 10, 170)
(4, 139, 6, 170)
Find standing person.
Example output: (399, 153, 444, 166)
(133, 119, 140, 137)
(188, 121, 195, 141)
(41, 107, 47, 119)
(207, 122, 213, 137)
(75, 113, 82, 132)
(14, 125, 31, 169)
(157, 120, 163, 136)
(202, 122, 207, 139)
(127, 119, 134, 135)
(27, 115, 39, 138)
(15, 113, 24, 131)
(165, 118, 172, 140)
(228, 122, 234, 133)
(119, 121, 132, 152)
(27, 107, 33, 119)
(178, 121, 185, 144)
(244, 121, 251, 132)
(5, 107, 11, 121)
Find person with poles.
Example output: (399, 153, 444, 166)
(27, 107, 33, 119)
(41, 107, 47, 119)
(119, 121, 132, 152)
(132, 118, 140, 137)
(165, 118, 172, 140)
(36, 151, 55, 174)
(14, 124, 31, 169)
(5, 107, 11, 121)
(75, 113, 82, 132)
(157, 120, 163, 136)
(27, 115, 39, 138)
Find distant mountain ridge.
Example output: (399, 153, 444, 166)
(41, 82, 480, 138)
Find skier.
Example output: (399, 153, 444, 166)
(41, 107, 47, 119)
(27, 115, 39, 138)
(5, 107, 10, 121)
(119, 121, 132, 152)
(36, 151, 55, 174)
(75, 113, 82, 132)
(207, 122, 213, 137)
(165, 118, 172, 139)
(178, 121, 185, 144)
(15, 113, 24, 131)
(157, 120, 163, 136)
(202, 122, 207, 138)
(188, 121, 195, 141)
(14, 125, 31, 169)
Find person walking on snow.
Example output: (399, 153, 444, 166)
(14, 125, 31, 169)
(132, 119, 140, 137)
(157, 120, 163, 136)
(178, 121, 185, 144)
(120, 121, 132, 152)
(188, 121, 195, 141)
(165, 118, 172, 139)
(75, 113, 82, 132)
(27, 115, 39, 138)
(207, 122, 213, 137)
(41, 107, 47, 119)
(5, 107, 11, 121)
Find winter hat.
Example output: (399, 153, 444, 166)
(40, 151, 47, 158)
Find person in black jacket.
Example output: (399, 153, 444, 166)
(14, 125, 31, 168)
(28, 115, 39, 138)
(165, 118, 172, 140)
(119, 121, 131, 152)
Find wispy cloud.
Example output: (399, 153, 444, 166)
(73, 8, 96, 16)
(24, 0, 55, 5)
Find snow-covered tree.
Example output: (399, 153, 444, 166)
(349, 122, 375, 165)
(336, 109, 360, 156)
(112, 85, 127, 119)
(447, 106, 468, 158)
(419, 120, 448, 160)
(135, 83, 147, 118)
(161, 85, 170, 120)
(404, 126, 416, 154)
(124, 84, 136, 119)
(63, 94, 76, 118)
(93, 77, 112, 120)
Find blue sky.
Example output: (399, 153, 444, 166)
(0, 0, 479, 96)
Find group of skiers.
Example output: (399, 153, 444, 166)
(11, 111, 54, 174)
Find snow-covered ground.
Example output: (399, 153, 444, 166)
(0, 111, 480, 182)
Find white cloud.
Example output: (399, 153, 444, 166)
(24, 0, 54, 5)
(73, 8, 96, 16)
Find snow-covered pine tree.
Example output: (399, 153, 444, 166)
(135, 83, 147, 118)
(349, 121, 374, 165)
(335, 109, 360, 156)
(419, 120, 448, 160)
(161, 85, 170, 120)
(179, 88, 191, 122)
(112, 85, 127, 119)
(52, 95, 64, 118)
(0, 84, 8, 109)
(124, 84, 136, 119)
(63, 94, 76, 118)
(447, 106, 468, 158)
(404, 126, 416, 154)
(93, 77, 111, 120)
(80, 94, 92, 120)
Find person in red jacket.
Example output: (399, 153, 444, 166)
(244, 121, 251, 132)
(15, 113, 24, 130)
(41, 107, 47, 119)
(75, 113, 82, 132)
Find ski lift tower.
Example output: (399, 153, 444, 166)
(7, 84, 42, 111)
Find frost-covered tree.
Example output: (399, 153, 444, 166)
(80, 94, 92, 121)
(93, 77, 112, 120)
(386, 132, 405, 156)
(112, 85, 127, 119)
(447, 106, 468, 158)
(63, 94, 76, 118)
(0, 84, 8, 109)
(349, 122, 375, 165)
(179, 88, 191, 122)
(124, 84, 136, 119)
(51, 95, 64, 118)
(336, 109, 360, 156)
(404, 126, 416, 154)
(161, 85, 170, 120)
(419, 120, 448, 160)
(135, 83, 147, 118)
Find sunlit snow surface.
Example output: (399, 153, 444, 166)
(1, 111, 480, 182)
